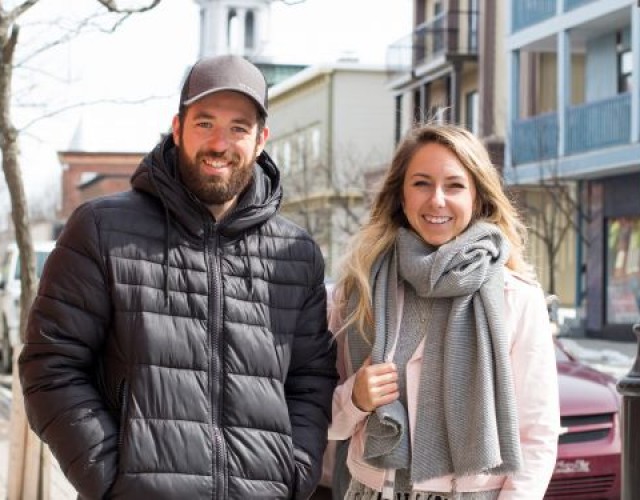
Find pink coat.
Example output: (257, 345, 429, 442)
(328, 270, 560, 499)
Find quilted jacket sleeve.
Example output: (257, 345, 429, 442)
(327, 294, 370, 440)
(19, 203, 118, 499)
(285, 243, 338, 499)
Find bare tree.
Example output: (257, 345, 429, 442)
(0, 2, 162, 498)
(508, 120, 592, 298)
(277, 132, 372, 276)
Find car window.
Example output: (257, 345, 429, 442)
(0, 252, 9, 284)
(15, 250, 51, 280)
(554, 342, 571, 362)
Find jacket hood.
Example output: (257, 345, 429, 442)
(130, 134, 282, 239)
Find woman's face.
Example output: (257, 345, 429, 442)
(402, 142, 477, 247)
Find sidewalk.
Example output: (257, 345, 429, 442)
(0, 381, 75, 500)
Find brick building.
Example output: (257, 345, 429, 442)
(57, 151, 145, 221)
(56, 107, 172, 222)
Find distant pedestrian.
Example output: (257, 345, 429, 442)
(327, 124, 560, 499)
(19, 54, 337, 499)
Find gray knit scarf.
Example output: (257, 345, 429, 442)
(347, 221, 523, 485)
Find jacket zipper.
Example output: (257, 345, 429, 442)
(117, 380, 130, 453)
(207, 225, 226, 499)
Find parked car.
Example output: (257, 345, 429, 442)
(548, 338, 621, 499)
(312, 300, 622, 500)
(0, 240, 55, 373)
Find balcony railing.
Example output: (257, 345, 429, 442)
(512, 0, 601, 32)
(511, 93, 632, 164)
(386, 10, 479, 81)
(511, 112, 559, 165)
(565, 0, 598, 11)
(566, 93, 631, 155)
(512, 0, 556, 32)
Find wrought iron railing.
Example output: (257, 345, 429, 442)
(386, 10, 479, 81)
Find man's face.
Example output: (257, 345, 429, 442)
(172, 90, 269, 216)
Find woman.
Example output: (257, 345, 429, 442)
(328, 124, 560, 499)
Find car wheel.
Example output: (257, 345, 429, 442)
(0, 318, 12, 374)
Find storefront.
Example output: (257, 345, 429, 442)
(586, 172, 640, 340)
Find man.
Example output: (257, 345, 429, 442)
(19, 55, 338, 500)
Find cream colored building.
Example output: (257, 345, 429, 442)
(267, 63, 396, 277)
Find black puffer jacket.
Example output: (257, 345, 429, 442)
(19, 135, 338, 499)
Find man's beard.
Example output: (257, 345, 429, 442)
(177, 147, 257, 206)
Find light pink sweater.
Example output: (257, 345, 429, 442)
(328, 271, 560, 499)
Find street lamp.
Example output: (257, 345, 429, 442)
(617, 323, 640, 500)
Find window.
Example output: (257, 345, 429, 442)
(617, 31, 632, 93)
(433, 1, 445, 55)
(465, 90, 479, 134)
(282, 142, 291, 174)
(245, 10, 255, 50)
(227, 9, 238, 52)
(311, 129, 321, 161)
(433, 0, 443, 16)
(15, 251, 51, 280)
(606, 216, 640, 324)
(395, 94, 403, 144)
(413, 88, 422, 123)
(468, 0, 478, 52)
(296, 135, 306, 171)
(618, 51, 632, 93)
(199, 8, 207, 55)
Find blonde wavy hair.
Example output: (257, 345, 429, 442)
(334, 123, 533, 337)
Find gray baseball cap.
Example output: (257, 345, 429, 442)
(180, 55, 268, 117)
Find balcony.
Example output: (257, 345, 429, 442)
(566, 93, 631, 155)
(511, 112, 558, 165)
(511, 93, 631, 165)
(512, 0, 556, 32)
(386, 9, 479, 81)
(512, 0, 602, 32)
(565, 0, 599, 11)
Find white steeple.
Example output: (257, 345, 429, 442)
(193, 0, 274, 61)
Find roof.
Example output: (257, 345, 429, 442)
(66, 100, 175, 153)
(268, 61, 387, 100)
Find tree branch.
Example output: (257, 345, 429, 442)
(16, 94, 174, 132)
(94, 0, 162, 14)
(4, 0, 40, 27)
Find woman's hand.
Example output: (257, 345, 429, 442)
(351, 358, 399, 412)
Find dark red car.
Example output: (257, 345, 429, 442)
(312, 338, 622, 500)
(548, 339, 621, 499)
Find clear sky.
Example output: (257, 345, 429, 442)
(1, 0, 411, 222)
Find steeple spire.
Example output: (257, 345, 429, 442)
(193, 0, 274, 62)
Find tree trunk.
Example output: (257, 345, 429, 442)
(546, 240, 556, 295)
(1, 4, 166, 497)
(0, 20, 46, 500)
